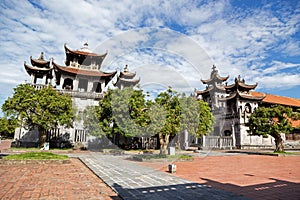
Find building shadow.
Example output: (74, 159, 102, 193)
(201, 177, 300, 200)
(110, 182, 248, 200)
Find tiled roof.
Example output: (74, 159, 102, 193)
(251, 92, 300, 108)
(53, 62, 116, 77)
(290, 119, 300, 128)
(64, 43, 107, 57)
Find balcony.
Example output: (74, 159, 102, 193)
(26, 83, 103, 100)
(56, 89, 103, 100)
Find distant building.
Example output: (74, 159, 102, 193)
(195, 66, 300, 149)
(114, 64, 140, 89)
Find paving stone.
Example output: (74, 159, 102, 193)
(78, 153, 248, 200)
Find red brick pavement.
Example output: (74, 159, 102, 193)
(0, 140, 12, 152)
(0, 158, 120, 200)
(140, 155, 300, 200)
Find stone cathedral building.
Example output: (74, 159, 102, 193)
(195, 66, 300, 149)
(14, 43, 299, 150)
(16, 43, 139, 148)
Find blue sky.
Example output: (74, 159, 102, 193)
(0, 0, 299, 116)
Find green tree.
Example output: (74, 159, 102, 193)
(2, 84, 74, 146)
(248, 105, 298, 152)
(154, 90, 215, 154)
(82, 105, 105, 138)
(0, 117, 18, 138)
(179, 95, 215, 139)
(155, 88, 181, 154)
(84, 87, 214, 154)
(83, 87, 165, 147)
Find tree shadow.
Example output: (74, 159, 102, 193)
(110, 182, 247, 199)
(201, 177, 300, 200)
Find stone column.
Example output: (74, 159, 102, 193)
(73, 79, 78, 91)
(232, 122, 236, 148)
(101, 82, 105, 93)
(42, 75, 47, 85)
(87, 80, 93, 93)
(60, 76, 64, 89)
(30, 74, 35, 84)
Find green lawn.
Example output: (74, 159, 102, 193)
(3, 152, 68, 160)
(132, 154, 193, 161)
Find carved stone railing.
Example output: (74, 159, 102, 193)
(27, 83, 47, 90)
(26, 83, 103, 100)
(201, 136, 233, 149)
(56, 89, 103, 99)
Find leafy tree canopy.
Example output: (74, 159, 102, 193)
(248, 105, 299, 152)
(2, 84, 74, 135)
(84, 86, 214, 154)
(0, 117, 18, 138)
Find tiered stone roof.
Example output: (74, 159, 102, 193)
(200, 65, 229, 84)
(24, 52, 52, 79)
(64, 43, 107, 68)
(114, 65, 140, 88)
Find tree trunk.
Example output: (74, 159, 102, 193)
(272, 133, 284, 152)
(38, 126, 47, 148)
(159, 132, 170, 155)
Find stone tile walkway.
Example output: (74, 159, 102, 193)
(79, 153, 248, 200)
(0, 158, 120, 200)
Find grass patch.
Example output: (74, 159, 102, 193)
(10, 147, 72, 151)
(132, 154, 193, 161)
(268, 151, 295, 155)
(3, 152, 68, 160)
(10, 147, 40, 151)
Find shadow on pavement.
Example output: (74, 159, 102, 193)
(111, 182, 248, 200)
(201, 177, 300, 200)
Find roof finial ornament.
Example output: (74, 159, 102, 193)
(39, 52, 44, 60)
(212, 64, 217, 71)
(124, 64, 129, 72)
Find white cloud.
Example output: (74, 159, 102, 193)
(0, 0, 300, 109)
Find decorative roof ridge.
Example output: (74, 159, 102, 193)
(218, 92, 237, 101)
(30, 55, 50, 67)
(117, 76, 140, 83)
(24, 61, 52, 71)
(64, 43, 108, 57)
(194, 86, 214, 95)
(53, 61, 117, 77)
(201, 65, 229, 84)
(238, 90, 266, 100)
(234, 75, 258, 89)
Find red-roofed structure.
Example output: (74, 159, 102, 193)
(251, 91, 300, 108)
(194, 66, 300, 150)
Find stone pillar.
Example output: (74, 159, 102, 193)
(232, 123, 236, 148)
(42, 75, 47, 85)
(101, 82, 105, 93)
(60, 76, 64, 89)
(73, 79, 78, 91)
(30, 74, 35, 84)
(87, 80, 93, 93)
(183, 129, 189, 150)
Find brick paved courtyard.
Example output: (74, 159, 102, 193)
(1, 151, 299, 200)
(0, 158, 120, 200)
(140, 154, 300, 200)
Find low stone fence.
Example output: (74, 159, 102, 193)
(201, 136, 233, 149)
